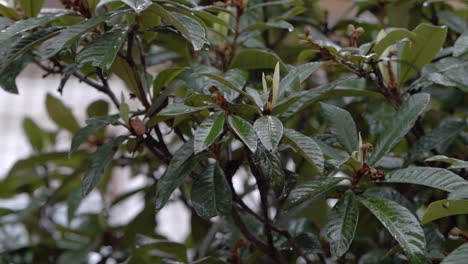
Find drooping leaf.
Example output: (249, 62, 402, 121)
(283, 128, 324, 173)
(76, 25, 130, 71)
(0, 27, 61, 72)
(194, 111, 225, 154)
(82, 136, 127, 196)
(191, 163, 232, 219)
(326, 192, 359, 260)
(38, 13, 118, 59)
(0, 53, 30, 94)
(151, 4, 209, 50)
(357, 196, 426, 264)
(46, 94, 81, 133)
(20, 0, 45, 17)
(383, 167, 468, 192)
(440, 243, 468, 264)
(0, 13, 66, 43)
(425, 155, 468, 170)
(159, 103, 214, 116)
(229, 49, 286, 70)
(320, 103, 358, 155)
(278, 61, 324, 99)
(253, 115, 283, 151)
(228, 115, 257, 152)
(251, 143, 285, 196)
(285, 177, 344, 209)
(155, 139, 195, 210)
(399, 24, 447, 87)
(422, 200, 468, 225)
(368, 93, 430, 165)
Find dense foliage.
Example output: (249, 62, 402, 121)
(0, 0, 467, 263)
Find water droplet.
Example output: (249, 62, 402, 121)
(288, 28, 293, 32)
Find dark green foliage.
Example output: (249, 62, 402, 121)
(0, 0, 467, 263)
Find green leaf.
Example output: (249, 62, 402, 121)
(0, 27, 61, 73)
(422, 200, 468, 225)
(383, 167, 468, 192)
(0, 14, 66, 43)
(119, 101, 130, 125)
(159, 103, 214, 116)
(20, 0, 45, 17)
(0, 53, 30, 94)
(253, 115, 283, 151)
(151, 4, 209, 50)
(368, 93, 430, 165)
(152, 67, 184, 96)
(229, 49, 286, 71)
(283, 128, 324, 173)
(23, 117, 45, 151)
(320, 103, 358, 154)
(46, 93, 81, 133)
(70, 117, 119, 154)
(326, 192, 359, 260)
(82, 136, 127, 196)
(453, 30, 468, 57)
(87, 100, 109, 118)
(228, 115, 257, 152)
(76, 25, 130, 71)
(194, 111, 225, 154)
(38, 13, 116, 59)
(373, 29, 416, 57)
(134, 241, 188, 262)
(155, 139, 195, 210)
(109, 56, 143, 100)
(197, 70, 254, 103)
(285, 177, 344, 209)
(448, 186, 468, 201)
(357, 196, 426, 264)
(440, 243, 468, 264)
(242, 20, 294, 32)
(67, 186, 82, 223)
(399, 24, 447, 87)
(425, 155, 468, 170)
(248, 0, 301, 9)
(438, 10, 466, 34)
(191, 163, 232, 219)
(0, 4, 20, 20)
(278, 61, 324, 99)
(121, 0, 151, 12)
(408, 119, 465, 162)
(251, 143, 285, 196)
